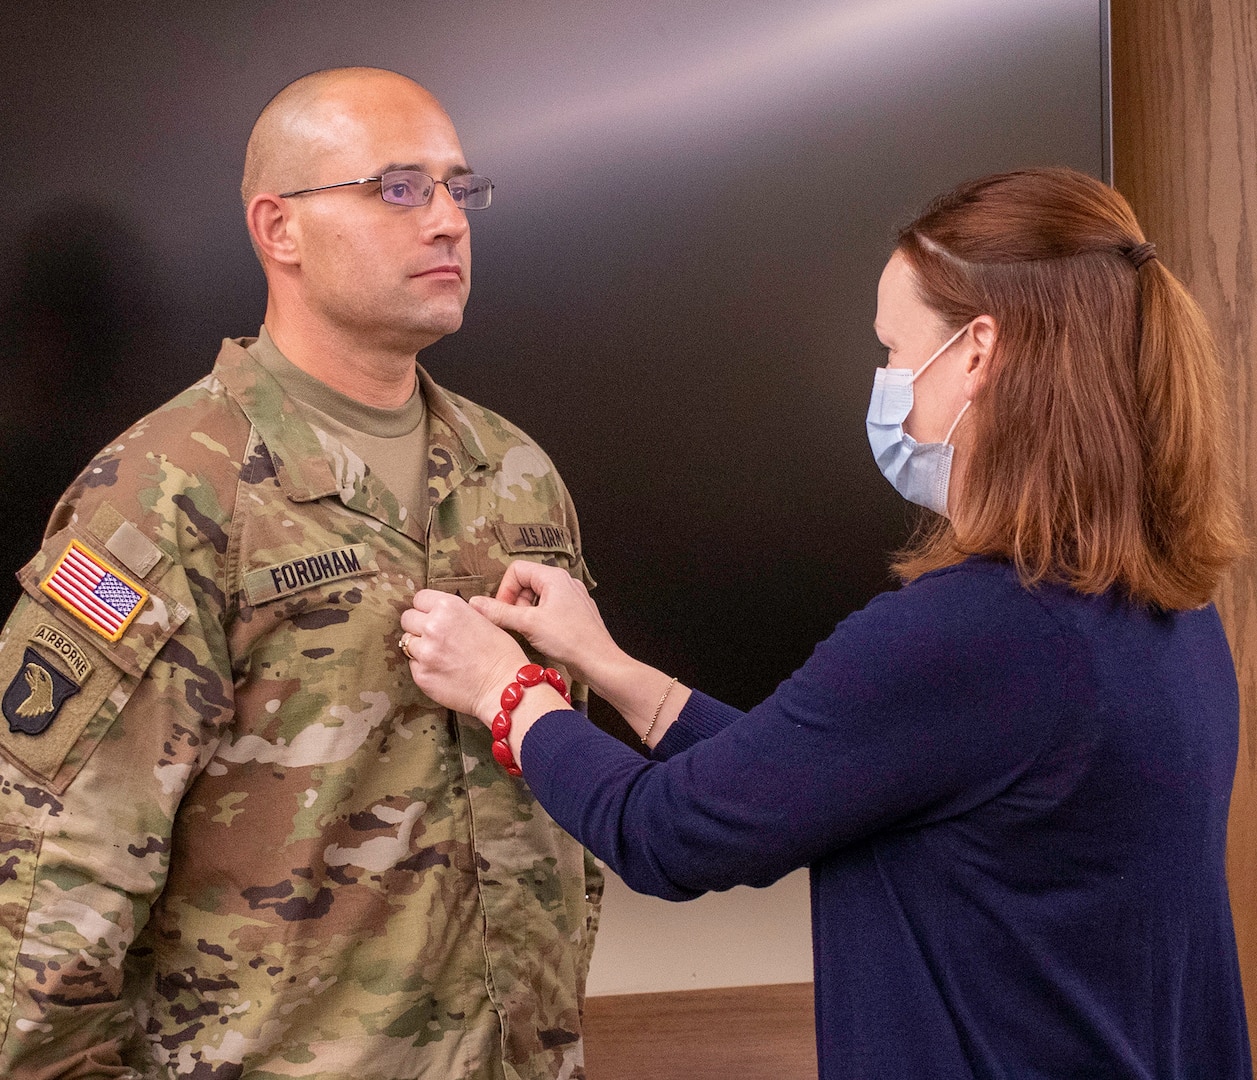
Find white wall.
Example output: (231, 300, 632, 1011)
(585, 866, 813, 996)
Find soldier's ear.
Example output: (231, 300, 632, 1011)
(247, 193, 301, 267)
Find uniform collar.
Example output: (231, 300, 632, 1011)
(211, 335, 489, 535)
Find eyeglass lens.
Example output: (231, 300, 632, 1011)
(380, 170, 492, 209)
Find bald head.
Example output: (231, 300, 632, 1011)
(241, 67, 449, 208)
(239, 66, 474, 395)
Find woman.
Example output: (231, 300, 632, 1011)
(399, 168, 1252, 1078)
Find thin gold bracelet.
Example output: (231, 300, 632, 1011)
(641, 676, 678, 745)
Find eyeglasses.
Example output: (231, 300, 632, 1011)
(279, 169, 494, 209)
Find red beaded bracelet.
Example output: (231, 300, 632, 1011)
(491, 663, 571, 776)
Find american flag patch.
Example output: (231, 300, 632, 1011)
(40, 541, 148, 642)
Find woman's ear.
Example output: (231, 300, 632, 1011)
(246, 193, 302, 267)
(965, 314, 998, 396)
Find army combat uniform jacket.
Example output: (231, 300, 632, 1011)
(0, 337, 602, 1079)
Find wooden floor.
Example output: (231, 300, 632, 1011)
(583, 982, 817, 1080)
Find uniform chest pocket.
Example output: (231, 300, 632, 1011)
(427, 521, 593, 603)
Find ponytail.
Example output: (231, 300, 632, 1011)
(890, 167, 1244, 609)
(1131, 261, 1244, 606)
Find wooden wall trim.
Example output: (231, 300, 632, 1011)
(583, 982, 817, 1080)
(1111, 0, 1257, 1059)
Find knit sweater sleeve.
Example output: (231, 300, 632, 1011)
(520, 561, 1079, 900)
(652, 689, 744, 758)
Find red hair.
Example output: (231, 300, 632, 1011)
(892, 167, 1243, 609)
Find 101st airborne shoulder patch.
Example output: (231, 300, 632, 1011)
(2, 647, 81, 736)
(39, 540, 149, 643)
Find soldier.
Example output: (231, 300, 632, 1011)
(0, 67, 602, 1079)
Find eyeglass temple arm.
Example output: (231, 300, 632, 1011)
(279, 177, 380, 198)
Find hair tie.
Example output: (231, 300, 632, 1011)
(1125, 241, 1157, 270)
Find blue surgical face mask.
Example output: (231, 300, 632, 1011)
(865, 322, 973, 516)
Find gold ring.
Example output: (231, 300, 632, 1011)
(399, 632, 413, 659)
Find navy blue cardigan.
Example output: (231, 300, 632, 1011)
(522, 558, 1251, 1079)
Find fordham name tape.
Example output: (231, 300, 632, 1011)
(40, 540, 149, 643)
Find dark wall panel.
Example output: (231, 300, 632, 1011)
(0, 1, 1108, 718)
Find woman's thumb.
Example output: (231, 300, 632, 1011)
(470, 594, 525, 633)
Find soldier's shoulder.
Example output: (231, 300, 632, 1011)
(50, 369, 255, 542)
(436, 383, 554, 458)
(118, 369, 252, 455)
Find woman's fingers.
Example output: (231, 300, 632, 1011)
(401, 590, 527, 721)
(495, 560, 572, 605)
(473, 562, 620, 689)
(469, 594, 525, 632)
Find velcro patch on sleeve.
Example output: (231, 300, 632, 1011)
(105, 519, 164, 578)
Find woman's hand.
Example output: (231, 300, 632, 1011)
(469, 561, 623, 691)
(401, 590, 528, 724)
(470, 561, 690, 747)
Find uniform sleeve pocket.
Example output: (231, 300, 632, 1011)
(1, 524, 191, 793)
(0, 822, 40, 1032)
(16, 525, 191, 680)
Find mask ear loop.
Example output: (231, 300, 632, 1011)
(909, 320, 975, 448)
(910, 321, 972, 384)
(942, 399, 971, 446)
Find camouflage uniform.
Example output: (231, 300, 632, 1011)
(0, 336, 602, 1079)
